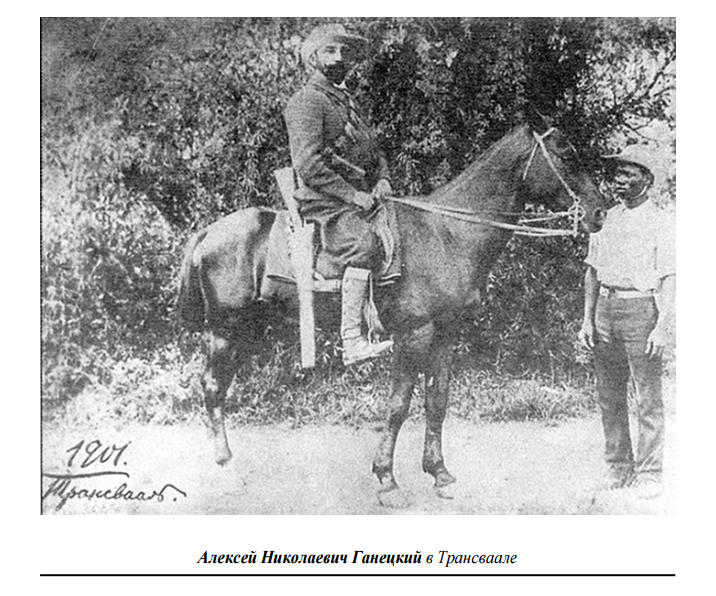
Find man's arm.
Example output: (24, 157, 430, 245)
(578, 265, 600, 350)
(645, 207, 676, 357)
(646, 273, 675, 358)
(285, 92, 367, 206)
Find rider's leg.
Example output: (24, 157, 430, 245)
(341, 267, 393, 366)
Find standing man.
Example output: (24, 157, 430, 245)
(284, 23, 393, 366)
(578, 146, 675, 498)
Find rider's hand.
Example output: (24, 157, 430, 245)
(353, 191, 375, 211)
(372, 179, 393, 200)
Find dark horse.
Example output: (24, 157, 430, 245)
(177, 121, 606, 506)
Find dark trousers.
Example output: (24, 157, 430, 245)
(299, 198, 381, 277)
(594, 295, 664, 474)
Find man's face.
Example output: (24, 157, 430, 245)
(611, 163, 652, 208)
(314, 42, 349, 84)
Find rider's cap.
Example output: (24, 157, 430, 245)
(301, 23, 368, 65)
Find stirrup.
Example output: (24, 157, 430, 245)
(342, 336, 393, 366)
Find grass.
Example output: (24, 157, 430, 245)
(450, 369, 596, 423)
(42, 336, 601, 431)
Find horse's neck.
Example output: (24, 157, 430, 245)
(397, 129, 532, 281)
(429, 130, 530, 215)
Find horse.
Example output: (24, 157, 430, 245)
(177, 119, 607, 507)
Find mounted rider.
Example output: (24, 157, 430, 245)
(284, 23, 394, 366)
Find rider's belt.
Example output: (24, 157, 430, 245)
(599, 285, 655, 299)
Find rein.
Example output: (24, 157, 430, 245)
(386, 129, 586, 238)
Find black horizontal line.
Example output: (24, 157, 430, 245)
(41, 573, 676, 578)
(42, 470, 130, 480)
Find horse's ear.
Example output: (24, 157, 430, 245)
(525, 105, 554, 134)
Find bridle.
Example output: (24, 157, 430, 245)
(521, 128, 584, 235)
(387, 128, 587, 237)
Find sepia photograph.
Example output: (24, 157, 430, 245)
(41, 17, 676, 521)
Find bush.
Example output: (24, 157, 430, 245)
(42, 106, 183, 399)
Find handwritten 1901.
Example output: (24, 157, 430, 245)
(42, 438, 186, 512)
(65, 439, 130, 469)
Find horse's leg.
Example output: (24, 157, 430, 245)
(423, 339, 457, 496)
(202, 330, 239, 466)
(372, 345, 420, 507)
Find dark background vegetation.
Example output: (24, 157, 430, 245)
(41, 17, 675, 425)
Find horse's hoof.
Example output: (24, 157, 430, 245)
(434, 483, 457, 500)
(215, 448, 233, 466)
(377, 487, 410, 509)
(434, 469, 457, 487)
(433, 470, 457, 499)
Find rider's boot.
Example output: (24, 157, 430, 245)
(341, 267, 393, 366)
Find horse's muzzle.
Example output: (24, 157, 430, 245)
(585, 208, 607, 233)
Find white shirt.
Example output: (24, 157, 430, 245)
(585, 199, 675, 292)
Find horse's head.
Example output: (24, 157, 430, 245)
(520, 121, 607, 234)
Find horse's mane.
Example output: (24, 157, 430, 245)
(428, 124, 531, 205)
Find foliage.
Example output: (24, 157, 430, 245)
(43, 339, 596, 429)
(42, 104, 182, 398)
(41, 18, 676, 410)
(459, 235, 590, 377)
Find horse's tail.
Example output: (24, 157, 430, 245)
(176, 229, 208, 332)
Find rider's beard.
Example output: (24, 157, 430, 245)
(321, 62, 348, 85)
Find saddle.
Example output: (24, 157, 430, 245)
(264, 200, 402, 292)
(263, 168, 400, 368)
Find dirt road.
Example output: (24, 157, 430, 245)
(41, 414, 674, 515)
